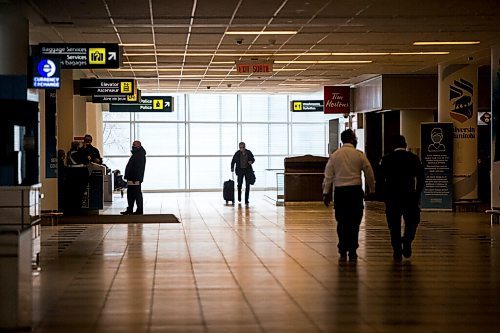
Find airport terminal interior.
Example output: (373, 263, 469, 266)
(1, 0, 500, 332)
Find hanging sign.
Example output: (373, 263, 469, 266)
(29, 56, 61, 89)
(110, 96, 174, 112)
(290, 100, 324, 112)
(77, 79, 136, 96)
(236, 61, 274, 75)
(92, 90, 141, 103)
(324, 86, 350, 114)
(33, 43, 121, 69)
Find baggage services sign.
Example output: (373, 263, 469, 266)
(110, 96, 174, 112)
(34, 43, 121, 69)
(77, 79, 136, 96)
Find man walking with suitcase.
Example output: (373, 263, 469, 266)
(231, 142, 255, 205)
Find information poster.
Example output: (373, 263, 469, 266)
(492, 46, 500, 209)
(421, 123, 454, 210)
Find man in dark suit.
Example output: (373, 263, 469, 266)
(231, 142, 255, 205)
(121, 141, 146, 215)
(380, 135, 424, 261)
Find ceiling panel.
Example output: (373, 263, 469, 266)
(22, 0, 500, 93)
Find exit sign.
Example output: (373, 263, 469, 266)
(236, 61, 274, 75)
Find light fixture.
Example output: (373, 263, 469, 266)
(119, 43, 155, 47)
(123, 61, 157, 64)
(413, 41, 480, 45)
(225, 31, 297, 35)
(275, 60, 372, 64)
(390, 51, 450, 55)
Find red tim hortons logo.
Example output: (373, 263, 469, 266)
(449, 78, 473, 123)
(324, 86, 350, 114)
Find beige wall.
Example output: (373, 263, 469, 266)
(400, 109, 435, 157)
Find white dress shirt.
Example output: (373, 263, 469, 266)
(322, 143, 376, 194)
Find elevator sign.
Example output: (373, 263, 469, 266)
(33, 43, 121, 69)
(109, 96, 174, 112)
(78, 79, 136, 96)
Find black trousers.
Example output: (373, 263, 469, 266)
(385, 196, 420, 254)
(127, 184, 143, 213)
(333, 185, 364, 254)
(237, 170, 251, 202)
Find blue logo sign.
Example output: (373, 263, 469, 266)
(31, 56, 61, 89)
(37, 59, 57, 78)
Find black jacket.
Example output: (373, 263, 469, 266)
(231, 150, 255, 176)
(379, 149, 424, 201)
(125, 146, 147, 182)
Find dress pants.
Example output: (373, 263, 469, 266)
(237, 170, 251, 203)
(385, 196, 420, 254)
(333, 185, 364, 255)
(127, 184, 143, 213)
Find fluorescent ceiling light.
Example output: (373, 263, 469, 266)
(413, 41, 480, 45)
(225, 31, 297, 35)
(119, 43, 155, 47)
(390, 51, 450, 55)
(123, 61, 156, 64)
(275, 60, 372, 64)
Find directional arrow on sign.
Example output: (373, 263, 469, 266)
(108, 52, 116, 61)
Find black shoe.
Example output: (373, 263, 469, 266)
(393, 252, 403, 262)
(245, 201, 249, 205)
(120, 210, 132, 215)
(402, 244, 412, 258)
(132, 211, 143, 215)
(348, 252, 358, 262)
(339, 252, 347, 262)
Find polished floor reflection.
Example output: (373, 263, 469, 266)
(34, 192, 500, 332)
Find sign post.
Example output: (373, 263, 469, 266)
(77, 79, 136, 96)
(290, 100, 324, 112)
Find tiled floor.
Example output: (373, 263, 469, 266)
(32, 192, 500, 332)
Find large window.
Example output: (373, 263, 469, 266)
(103, 92, 333, 191)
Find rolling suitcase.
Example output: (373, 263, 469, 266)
(223, 177, 235, 205)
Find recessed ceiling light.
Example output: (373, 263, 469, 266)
(390, 51, 450, 55)
(225, 31, 297, 35)
(413, 41, 480, 45)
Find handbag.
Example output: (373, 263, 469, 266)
(248, 170, 256, 185)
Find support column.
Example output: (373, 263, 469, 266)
(438, 64, 478, 201)
(86, 102, 103, 153)
(0, 3, 28, 76)
(57, 70, 76, 153)
(400, 109, 435, 157)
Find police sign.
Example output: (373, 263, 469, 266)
(33, 43, 121, 69)
(109, 96, 174, 112)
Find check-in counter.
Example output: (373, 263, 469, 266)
(284, 155, 328, 202)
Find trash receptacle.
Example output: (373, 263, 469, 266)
(284, 155, 328, 202)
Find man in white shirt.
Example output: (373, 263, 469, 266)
(323, 129, 376, 262)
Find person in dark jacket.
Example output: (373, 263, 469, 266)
(121, 141, 146, 215)
(79, 134, 102, 164)
(379, 135, 424, 261)
(231, 142, 255, 205)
